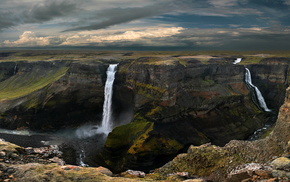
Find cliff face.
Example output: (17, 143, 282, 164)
(116, 58, 263, 145)
(101, 57, 287, 172)
(0, 60, 109, 130)
(247, 64, 288, 109)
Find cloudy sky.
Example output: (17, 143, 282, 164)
(0, 0, 290, 50)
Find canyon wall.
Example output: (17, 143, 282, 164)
(0, 57, 288, 172)
(101, 57, 288, 172)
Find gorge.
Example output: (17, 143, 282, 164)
(0, 51, 289, 181)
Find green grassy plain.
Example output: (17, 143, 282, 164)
(0, 50, 289, 64)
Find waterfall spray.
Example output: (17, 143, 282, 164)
(99, 64, 118, 135)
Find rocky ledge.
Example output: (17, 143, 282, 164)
(155, 86, 290, 181)
(0, 138, 208, 181)
(1, 137, 289, 181)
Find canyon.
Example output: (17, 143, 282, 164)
(0, 51, 289, 181)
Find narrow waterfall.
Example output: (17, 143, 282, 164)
(233, 58, 271, 112)
(245, 68, 271, 112)
(233, 58, 242, 64)
(14, 63, 17, 75)
(99, 64, 118, 135)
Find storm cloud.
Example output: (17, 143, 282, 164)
(0, 0, 78, 31)
(22, 0, 78, 23)
(63, 2, 175, 32)
(0, 0, 290, 50)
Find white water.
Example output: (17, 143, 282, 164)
(98, 64, 118, 135)
(233, 58, 242, 64)
(75, 124, 98, 139)
(14, 63, 17, 75)
(0, 128, 32, 136)
(232, 58, 271, 112)
(79, 147, 89, 167)
(245, 68, 271, 112)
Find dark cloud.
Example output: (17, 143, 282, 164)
(62, 0, 267, 32)
(0, 12, 18, 30)
(0, 0, 78, 31)
(1, 0, 290, 50)
(63, 2, 171, 32)
(22, 0, 78, 23)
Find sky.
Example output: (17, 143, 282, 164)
(0, 0, 290, 50)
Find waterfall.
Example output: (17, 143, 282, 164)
(233, 58, 242, 64)
(98, 64, 118, 135)
(79, 147, 89, 167)
(13, 63, 17, 75)
(233, 58, 271, 112)
(245, 68, 271, 112)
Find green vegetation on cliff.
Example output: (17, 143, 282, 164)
(105, 119, 154, 150)
(0, 66, 68, 100)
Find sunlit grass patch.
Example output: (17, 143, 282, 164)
(0, 67, 68, 100)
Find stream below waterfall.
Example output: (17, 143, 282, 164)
(0, 126, 107, 166)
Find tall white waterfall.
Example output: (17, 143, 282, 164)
(233, 58, 271, 112)
(245, 68, 271, 112)
(99, 64, 118, 135)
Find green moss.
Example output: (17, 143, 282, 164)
(146, 106, 162, 117)
(105, 120, 154, 149)
(200, 79, 215, 86)
(178, 59, 187, 67)
(159, 144, 246, 177)
(45, 98, 71, 108)
(134, 113, 149, 122)
(118, 61, 136, 74)
(241, 56, 263, 65)
(0, 66, 68, 100)
(260, 125, 275, 139)
(23, 95, 43, 109)
(127, 79, 165, 100)
(145, 173, 167, 180)
(127, 122, 154, 154)
(128, 80, 165, 93)
(129, 136, 183, 155)
(135, 57, 177, 65)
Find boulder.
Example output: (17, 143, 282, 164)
(271, 157, 290, 171)
(121, 169, 146, 178)
(95, 166, 113, 176)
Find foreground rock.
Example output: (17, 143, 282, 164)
(1, 138, 209, 181)
(155, 87, 290, 181)
(0, 139, 147, 181)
